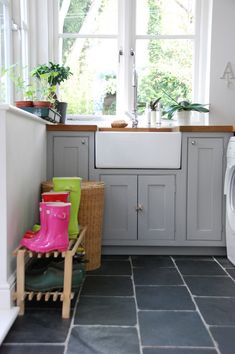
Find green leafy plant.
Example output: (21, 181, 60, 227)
(163, 100, 209, 120)
(31, 62, 72, 91)
(160, 88, 209, 119)
(8, 65, 36, 101)
(149, 97, 161, 111)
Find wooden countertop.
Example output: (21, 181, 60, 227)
(47, 124, 98, 131)
(47, 124, 235, 133)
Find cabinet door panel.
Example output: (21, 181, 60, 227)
(187, 138, 223, 240)
(101, 175, 137, 241)
(138, 175, 175, 240)
(53, 137, 88, 179)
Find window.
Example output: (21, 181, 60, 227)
(59, 0, 205, 116)
(0, 0, 10, 103)
(0, 0, 29, 103)
(20, 0, 29, 76)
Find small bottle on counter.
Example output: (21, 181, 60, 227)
(145, 103, 151, 127)
(156, 102, 161, 126)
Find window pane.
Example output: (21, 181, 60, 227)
(59, 0, 118, 35)
(60, 38, 117, 115)
(0, 3, 7, 103)
(136, 39, 193, 110)
(136, 0, 195, 35)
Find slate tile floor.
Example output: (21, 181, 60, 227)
(2, 256, 235, 354)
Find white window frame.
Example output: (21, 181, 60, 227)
(58, 0, 211, 116)
(0, 0, 11, 102)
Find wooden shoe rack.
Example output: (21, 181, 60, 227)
(13, 226, 86, 319)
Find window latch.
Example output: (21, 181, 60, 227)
(130, 49, 135, 57)
(118, 49, 123, 63)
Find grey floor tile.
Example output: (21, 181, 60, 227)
(173, 256, 214, 261)
(215, 257, 235, 269)
(87, 260, 131, 275)
(0, 345, 64, 354)
(176, 260, 226, 275)
(196, 297, 235, 325)
(3, 309, 71, 343)
(74, 296, 136, 325)
(143, 348, 217, 354)
(67, 326, 140, 354)
(81, 276, 133, 296)
(139, 311, 213, 347)
(226, 268, 235, 280)
(210, 326, 235, 354)
(102, 255, 130, 260)
(133, 267, 183, 285)
(136, 285, 195, 310)
(184, 276, 235, 296)
(132, 255, 174, 268)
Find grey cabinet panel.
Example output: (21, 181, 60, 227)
(187, 138, 223, 241)
(101, 175, 137, 241)
(53, 137, 88, 179)
(138, 175, 175, 240)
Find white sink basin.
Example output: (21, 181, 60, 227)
(95, 132, 182, 168)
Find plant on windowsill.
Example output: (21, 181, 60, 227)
(31, 62, 72, 121)
(8, 66, 36, 107)
(32, 72, 55, 109)
(149, 97, 161, 125)
(161, 89, 209, 120)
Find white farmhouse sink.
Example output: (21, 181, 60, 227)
(95, 132, 182, 168)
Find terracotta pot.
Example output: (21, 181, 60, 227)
(33, 101, 51, 108)
(15, 101, 33, 107)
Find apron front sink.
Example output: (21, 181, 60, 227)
(95, 132, 182, 169)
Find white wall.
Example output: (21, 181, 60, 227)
(0, 105, 47, 343)
(209, 0, 235, 124)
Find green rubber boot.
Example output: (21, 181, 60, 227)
(53, 177, 82, 239)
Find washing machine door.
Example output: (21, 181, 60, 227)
(227, 166, 235, 232)
(225, 165, 235, 195)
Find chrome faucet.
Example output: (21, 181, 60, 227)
(131, 67, 138, 128)
(125, 49, 138, 128)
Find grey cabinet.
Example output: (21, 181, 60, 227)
(100, 174, 175, 245)
(187, 137, 224, 241)
(47, 133, 92, 180)
(138, 175, 175, 241)
(101, 175, 137, 241)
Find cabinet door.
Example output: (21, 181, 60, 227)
(187, 138, 223, 241)
(138, 175, 175, 241)
(53, 137, 88, 179)
(101, 175, 137, 241)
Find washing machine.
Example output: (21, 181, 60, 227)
(224, 137, 235, 265)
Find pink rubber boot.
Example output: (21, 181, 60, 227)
(26, 203, 70, 253)
(42, 192, 69, 203)
(21, 203, 47, 248)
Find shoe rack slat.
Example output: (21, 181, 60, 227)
(13, 226, 86, 319)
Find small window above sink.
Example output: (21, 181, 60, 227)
(95, 132, 182, 169)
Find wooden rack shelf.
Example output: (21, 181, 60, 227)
(13, 226, 86, 319)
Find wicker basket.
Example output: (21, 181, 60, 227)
(41, 180, 105, 271)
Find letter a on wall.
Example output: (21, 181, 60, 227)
(220, 62, 235, 87)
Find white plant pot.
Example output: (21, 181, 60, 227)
(176, 110, 192, 125)
(150, 110, 156, 126)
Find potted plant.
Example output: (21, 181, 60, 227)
(149, 97, 161, 125)
(32, 72, 55, 108)
(163, 100, 209, 120)
(8, 66, 36, 107)
(31, 62, 72, 122)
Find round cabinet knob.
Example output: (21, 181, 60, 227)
(191, 140, 196, 145)
(136, 204, 144, 212)
(81, 139, 86, 145)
